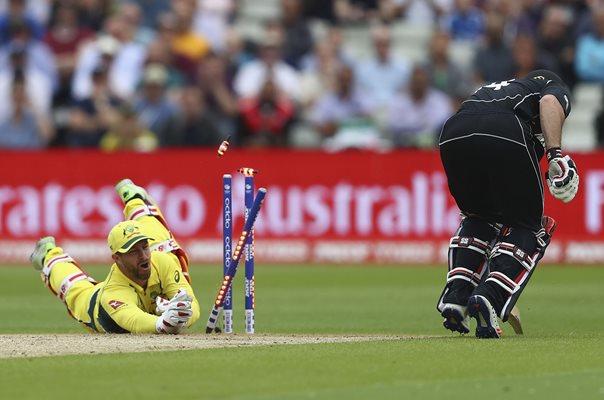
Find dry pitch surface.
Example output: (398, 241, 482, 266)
(0, 334, 411, 359)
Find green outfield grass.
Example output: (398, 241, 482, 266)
(1, 264, 603, 399)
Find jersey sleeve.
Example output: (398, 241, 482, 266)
(541, 81, 572, 118)
(98, 285, 159, 334)
(154, 252, 201, 328)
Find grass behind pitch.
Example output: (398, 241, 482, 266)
(1, 265, 603, 399)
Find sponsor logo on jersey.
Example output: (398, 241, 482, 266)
(108, 300, 125, 310)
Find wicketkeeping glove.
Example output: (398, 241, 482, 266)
(546, 148, 579, 203)
(155, 296, 170, 315)
(155, 289, 193, 334)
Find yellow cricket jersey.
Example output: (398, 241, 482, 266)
(86, 251, 200, 333)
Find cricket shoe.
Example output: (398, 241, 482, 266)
(30, 237, 56, 271)
(115, 179, 149, 204)
(468, 295, 502, 339)
(441, 303, 470, 334)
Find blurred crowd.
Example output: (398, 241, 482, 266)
(0, 0, 603, 151)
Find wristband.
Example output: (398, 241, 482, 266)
(546, 147, 562, 162)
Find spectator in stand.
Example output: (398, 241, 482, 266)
(575, 6, 604, 82)
(309, 64, 382, 151)
(100, 102, 158, 152)
(472, 11, 514, 86)
(66, 64, 120, 147)
(300, 24, 352, 71)
(0, 15, 57, 90)
(559, 0, 590, 26)
(192, 0, 238, 53)
(303, 0, 337, 23)
(423, 29, 472, 107)
(439, 0, 485, 42)
(386, 64, 453, 148)
(197, 52, 238, 138)
(237, 77, 296, 147)
(128, 0, 171, 29)
(279, 0, 314, 70)
(144, 38, 186, 97)
(134, 63, 180, 141)
(170, 0, 211, 64)
(72, 17, 147, 100)
(574, 0, 602, 38)
(483, 0, 542, 44)
(513, 0, 543, 36)
(511, 34, 557, 79)
(155, 12, 197, 83)
(0, 44, 53, 125)
(155, 8, 210, 83)
(334, 0, 380, 24)
(299, 40, 342, 112)
(233, 30, 301, 102)
(43, 1, 94, 108)
(71, 34, 119, 100)
(0, 0, 44, 44)
(379, 0, 452, 26)
(535, 3, 577, 90)
(0, 70, 54, 148)
(161, 85, 222, 147)
(0, 0, 50, 26)
(355, 25, 410, 120)
(575, 5, 604, 147)
(77, 0, 112, 31)
(106, 11, 149, 96)
(221, 28, 255, 80)
(115, 1, 155, 46)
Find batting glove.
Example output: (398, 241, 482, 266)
(155, 289, 193, 334)
(546, 148, 579, 203)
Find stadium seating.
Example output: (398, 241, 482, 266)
(235, 0, 600, 151)
(563, 83, 600, 150)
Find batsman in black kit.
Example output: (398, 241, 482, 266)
(437, 70, 580, 338)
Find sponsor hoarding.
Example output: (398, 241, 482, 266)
(1, 150, 603, 263)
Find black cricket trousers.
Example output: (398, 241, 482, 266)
(439, 110, 544, 232)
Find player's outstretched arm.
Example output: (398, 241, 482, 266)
(539, 94, 565, 150)
(155, 252, 200, 327)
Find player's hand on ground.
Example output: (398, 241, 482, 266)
(546, 148, 579, 203)
(155, 290, 193, 334)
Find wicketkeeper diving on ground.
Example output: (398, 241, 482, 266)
(30, 179, 200, 334)
(437, 70, 579, 338)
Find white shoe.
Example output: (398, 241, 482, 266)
(468, 295, 502, 339)
(441, 303, 470, 334)
(30, 237, 56, 271)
